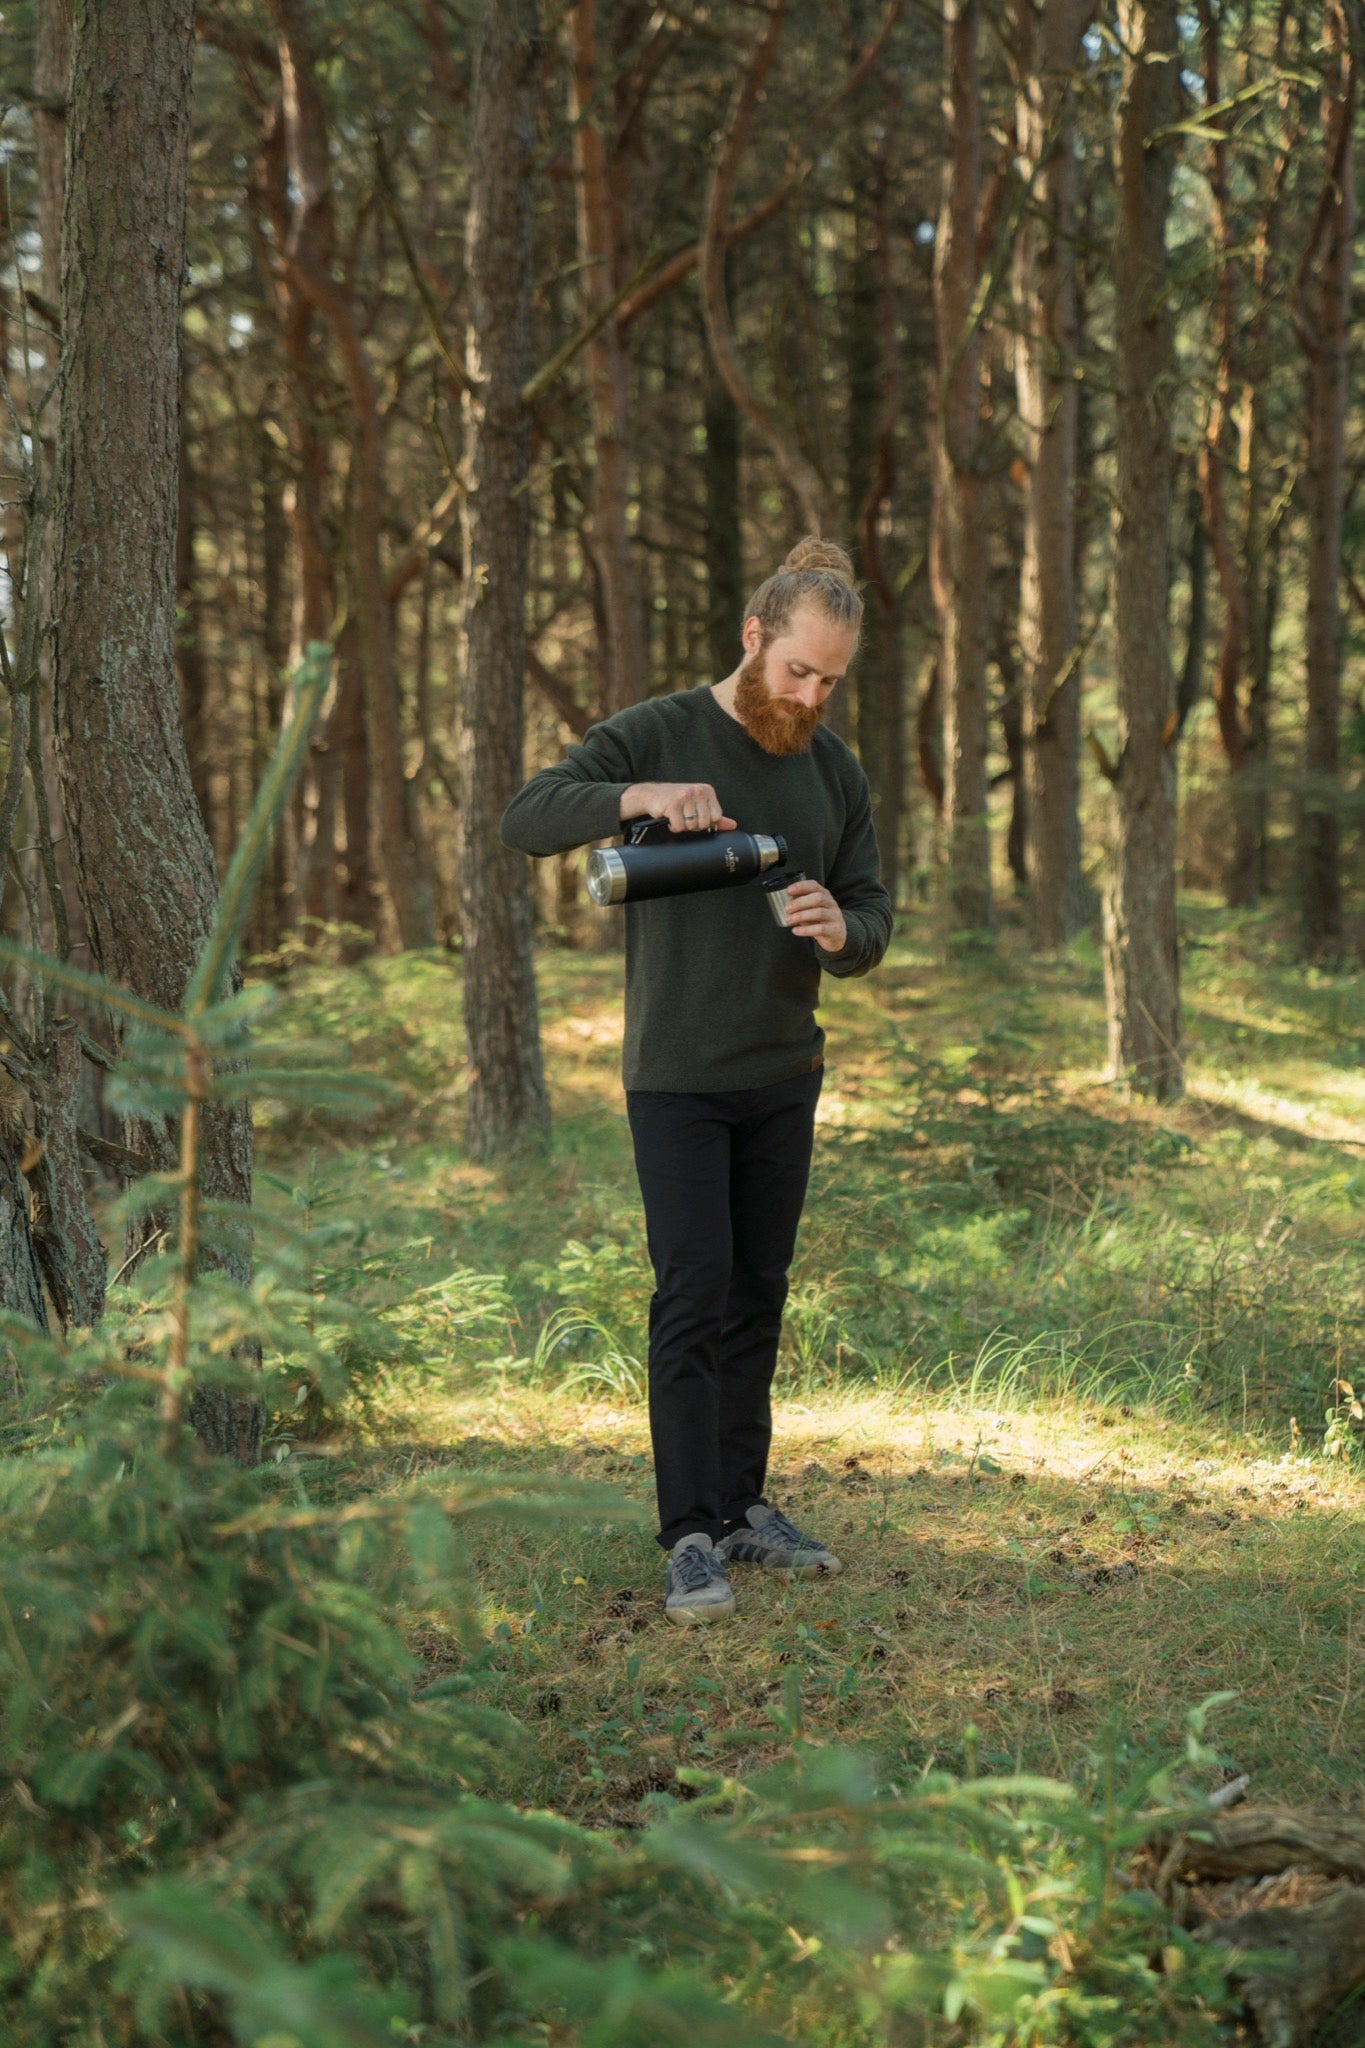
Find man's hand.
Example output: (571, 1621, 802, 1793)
(784, 878, 847, 953)
(621, 782, 737, 833)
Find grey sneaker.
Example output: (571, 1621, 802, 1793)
(664, 1533, 736, 1624)
(717, 1505, 842, 1578)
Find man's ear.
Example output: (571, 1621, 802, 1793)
(741, 616, 763, 656)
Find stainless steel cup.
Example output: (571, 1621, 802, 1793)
(761, 868, 806, 929)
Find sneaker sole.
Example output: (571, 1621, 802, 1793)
(664, 1594, 736, 1624)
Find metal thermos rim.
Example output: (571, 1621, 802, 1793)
(754, 834, 784, 872)
(586, 846, 628, 905)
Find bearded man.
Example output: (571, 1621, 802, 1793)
(500, 537, 893, 1622)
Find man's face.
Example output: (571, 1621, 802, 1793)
(734, 604, 856, 756)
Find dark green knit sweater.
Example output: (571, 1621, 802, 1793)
(500, 686, 892, 1092)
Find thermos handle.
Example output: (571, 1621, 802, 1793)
(624, 816, 716, 847)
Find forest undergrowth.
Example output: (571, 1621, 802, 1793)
(5, 865, 1364, 2047)
(259, 901, 1365, 1820)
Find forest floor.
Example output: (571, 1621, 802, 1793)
(255, 900, 1365, 1824)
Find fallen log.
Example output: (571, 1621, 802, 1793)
(1162, 1807, 1365, 1886)
(1195, 1889, 1365, 2048)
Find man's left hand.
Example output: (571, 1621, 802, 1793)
(784, 879, 847, 953)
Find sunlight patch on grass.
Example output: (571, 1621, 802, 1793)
(1185, 1072, 1365, 1150)
(544, 1005, 625, 1051)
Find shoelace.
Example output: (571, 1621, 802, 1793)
(674, 1544, 723, 1591)
(762, 1510, 818, 1553)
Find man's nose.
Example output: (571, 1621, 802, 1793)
(793, 680, 823, 710)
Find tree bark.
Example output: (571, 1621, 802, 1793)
(265, 0, 435, 951)
(1200, 1891, 1365, 2048)
(1164, 1806, 1365, 1884)
(0, 1120, 48, 1334)
(1196, 0, 1251, 909)
(568, 0, 648, 716)
(334, 624, 375, 940)
(33, 0, 71, 320)
(1195, 0, 1296, 911)
(30, 1018, 106, 1330)
(1294, 0, 1357, 962)
(176, 426, 213, 834)
(933, 0, 993, 935)
(252, 90, 339, 932)
(1176, 475, 1207, 733)
(50, 0, 260, 1453)
(1103, 0, 1182, 1099)
(703, 291, 744, 682)
(917, 657, 945, 815)
(996, 630, 1028, 890)
(1235, 33, 1298, 907)
(1011, 0, 1087, 946)
(848, 60, 905, 904)
(458, 0, 551, 1160)
(256, 420, 291, 950)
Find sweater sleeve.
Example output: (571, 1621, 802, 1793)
(499, 717, 640, 857)
(819, 765, 893, 979)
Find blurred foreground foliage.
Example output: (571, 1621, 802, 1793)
(0, 665, 1246, 2046)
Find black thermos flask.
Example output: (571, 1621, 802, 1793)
(586, 817, 788, 906)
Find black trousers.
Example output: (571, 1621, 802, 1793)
(626, 1065, 823, 1549)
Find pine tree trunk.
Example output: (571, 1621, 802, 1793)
(458, 0, 551, 1160)
(1011, 0, 1085, 946)
(933, 0, 993, 937)
(253, 92, 338, 933)
(33, 0, 70, 320)
(847, 173, 880, 716)
(30, 1018, 106, 1330)
(265, 0, 435, 951)
(50, 0, 261, 1454)
(1295, 0, 1357, 962)
(1243, 506, 1281, 901)
(997, 630, 1029, 889)
(1197, 0, 1275, 913)
(0, 1126, 48, 1335)
(176, 430, 212, 834)
(569, 0, 648, 716)
(1233, 41, 1296, 908)
(256, 423, 291, 950)
(703, 294, 744, 683)
(849, 122, 904, 904)
(335, 628, 375, 941)
(1103, 0, 1182, 1100)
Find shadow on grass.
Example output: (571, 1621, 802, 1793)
(331, 1424, 1365, 1822)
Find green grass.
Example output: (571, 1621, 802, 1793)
(253, 905, 1365, 1828)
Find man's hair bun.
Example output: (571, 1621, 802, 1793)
(741, 533, 864, 651)
(783, 536, 856, 583)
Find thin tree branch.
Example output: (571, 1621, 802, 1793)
(701, 0, 829, 532)
(527, 648, 591, 738)
(617, 0, 906, 332)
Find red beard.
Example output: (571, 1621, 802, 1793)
(733, 650, 825, 756)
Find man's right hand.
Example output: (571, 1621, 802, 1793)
(620, 782, 737, 833)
